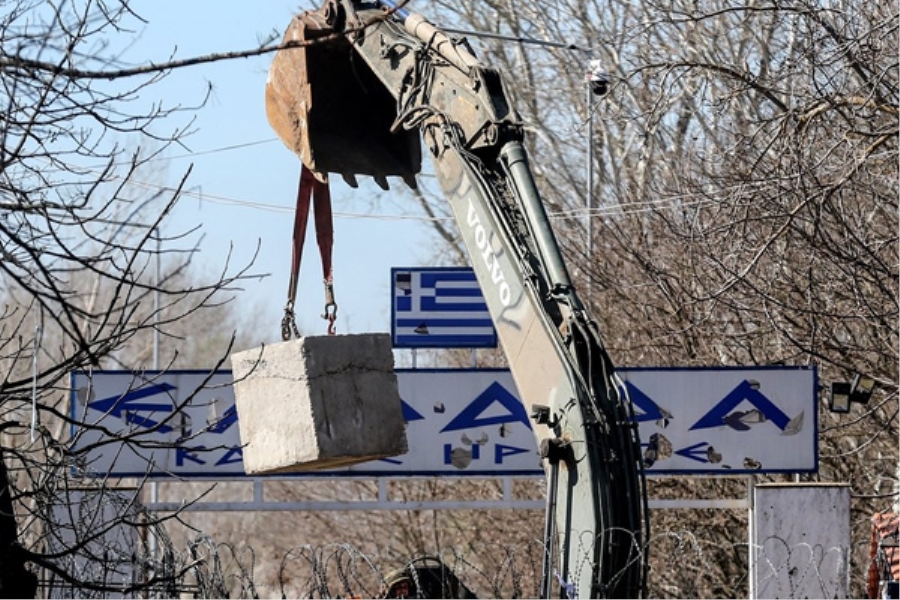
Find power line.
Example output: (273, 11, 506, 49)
(37, 142, 755, 222)
(124, 176, 454, 222)
(162, 138, 280, 161)
(129, 172, 745, 222)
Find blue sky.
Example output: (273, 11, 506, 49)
(123, 1, 442, 344)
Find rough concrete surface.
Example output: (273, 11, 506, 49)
(231, 334, 407, 474)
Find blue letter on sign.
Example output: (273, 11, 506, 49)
(215, 446, 243, 466)
(441, 382, 530, 432)
(495, 444, 529, 464)
(690, 380, 790, 431)
(176, 446, 206, 467)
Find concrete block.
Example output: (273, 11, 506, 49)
(230, 333, 407, 474)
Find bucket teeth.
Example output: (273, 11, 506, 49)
(341, 173, 359, 188)
(373, 174, 390, 191)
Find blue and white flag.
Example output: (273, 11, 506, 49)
(392, 268, 498, 348)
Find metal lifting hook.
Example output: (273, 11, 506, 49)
(322, 280, 338, 335)
(282, 301, 301, 341)
(323, 304, 338, 334)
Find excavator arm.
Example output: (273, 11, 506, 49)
(266, 1, 649, 596)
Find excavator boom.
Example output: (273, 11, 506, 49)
(266, 1, 649, 597)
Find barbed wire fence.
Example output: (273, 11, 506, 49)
(37, 526, 885, 598)
(174, 534, 868, 598)
(30, 483, 895, 598)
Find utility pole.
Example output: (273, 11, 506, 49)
(586, 71, 594, 260)
(585, 60, 609, 299)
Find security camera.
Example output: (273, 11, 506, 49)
(587, 59, 610, 96)
(589, 76, 609, 96)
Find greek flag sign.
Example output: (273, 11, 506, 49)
(391, 267, 498, 348)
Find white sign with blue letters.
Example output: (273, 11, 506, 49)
(69, 365, 816, 478)
(69, 369, 542, 478)
(622, 366, 817, 474)
(70, 371, 242, 477)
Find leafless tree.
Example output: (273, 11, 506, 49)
(0, 1, 274, 596)
(3, 0, 893, 596)
(396, 0, 897, 595)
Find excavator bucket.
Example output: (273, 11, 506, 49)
(265, 2, 421, 187)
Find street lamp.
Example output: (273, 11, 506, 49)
(828, 373, 877, 413)
(850, 373, 876, 405)
(828, 382, 852, 414)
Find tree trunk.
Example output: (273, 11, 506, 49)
(0, 445, 37, 599)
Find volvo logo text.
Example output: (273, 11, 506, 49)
(466, 200, 512, 307)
